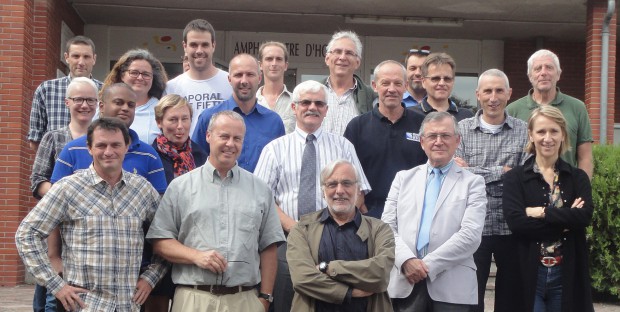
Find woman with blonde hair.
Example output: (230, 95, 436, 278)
(503, 105, 594, 312)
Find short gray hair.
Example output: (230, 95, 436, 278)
(207, 110, 246, 133)
(66, 77, 98, 99)
(319, 159, 360, 190)
(326, 31, 362, 59)
(292, 80, 328, 104)
(373, 60, 406, 82)
(527, 49, 562, 76)
(419, 112, 460, 137)
(477, 68, 510, 89)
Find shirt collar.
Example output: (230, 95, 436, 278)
(470, 110, 514, 131)
(294, 126, 323, 141)
(372, 104, 407, 123)
(204, 157, 240, 183)
(526, 87, 565, 108)
(86, 164, 128, 188)
(426, 159, 455, 176)
(319, 207, 363, 228)
(326, 76, 358, 92)
(420, 97, 459, 114)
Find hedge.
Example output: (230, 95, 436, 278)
(588, 144, 620, 299)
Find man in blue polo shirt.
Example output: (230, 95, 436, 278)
(192, 53, 285, 172)
(344, 60, 427, 218)
(51, 82, 167, 193)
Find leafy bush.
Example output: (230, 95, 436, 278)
(588, 144, 620, 299)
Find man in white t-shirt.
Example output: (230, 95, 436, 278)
(165, 19, 232, 134)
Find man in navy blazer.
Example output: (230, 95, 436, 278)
(382, 111, 487, 311)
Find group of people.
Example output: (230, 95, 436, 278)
(16, 16, 595, 312)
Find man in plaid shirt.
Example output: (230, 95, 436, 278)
(28, 35, 102, 150)
(455, 69, 528, 312)
(16, 118, 167, 312)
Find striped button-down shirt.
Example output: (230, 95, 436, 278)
(16, 166, 166, 312)
(322, 78, 360, 135)
(456, 111, 529, 236)
(28, 76, 102, 142)
(254, 127, 371, 221)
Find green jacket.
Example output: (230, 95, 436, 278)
(321, 74, 377, 114)
(286, 209, 395, 312)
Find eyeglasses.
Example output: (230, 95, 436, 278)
(425, 76, 454, 84)
(409, 48, 431, 56)
(327, 49, 358, 58)
(67, 97, 97, 106)
(297, 100, 327, 108)
(423, 133, 456, 141)
(124, 70, 153, 80)
(324, 180, 357, 190)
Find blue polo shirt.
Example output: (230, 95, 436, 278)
(191, 97, 285, 172)
(51, 129, 167, 193)
(344, 105, 427, 218)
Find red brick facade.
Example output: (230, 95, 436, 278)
(586, 0, 617, 142)
(0, 0, 83, 286)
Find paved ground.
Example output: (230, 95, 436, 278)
(1, 284, 619, 311)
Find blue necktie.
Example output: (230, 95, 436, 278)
(297, 134, 316, 218)
(417, 168, 442, 256)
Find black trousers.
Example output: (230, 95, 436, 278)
(472, 235, 524, 312)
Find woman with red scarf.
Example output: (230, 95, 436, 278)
(153, 94, 208, 182)
(148, 94, 207, 311)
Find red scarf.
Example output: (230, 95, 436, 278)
(155, 134, 196, 178)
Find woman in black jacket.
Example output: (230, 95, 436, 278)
(502, 105, 593, 312)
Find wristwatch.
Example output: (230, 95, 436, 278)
(319, 261, 329, 273)
(258, 292, 274, 303)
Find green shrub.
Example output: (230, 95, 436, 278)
(589, 144, 620, 299)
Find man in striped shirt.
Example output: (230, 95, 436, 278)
(16, 118, 167, 312)
(254, 80, 370, 312)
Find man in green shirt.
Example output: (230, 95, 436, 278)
(507, 49, 593, 178)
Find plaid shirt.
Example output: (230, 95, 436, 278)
(16, 166, 166, 312)
(27, 76, 102, 142)
(456, 111, 529, 236)
(30, 126, 72, 199)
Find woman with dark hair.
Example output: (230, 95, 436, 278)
(503, 105, 594, 312)
(102, 49, 168, 144)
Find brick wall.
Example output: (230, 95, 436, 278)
(0, 0, 83, 286)
(586, 0, 616, 142)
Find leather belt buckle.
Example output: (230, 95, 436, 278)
(540, 256, 561, 267)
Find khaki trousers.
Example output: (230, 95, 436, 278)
(171, 286, 264, 312)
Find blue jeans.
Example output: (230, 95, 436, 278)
(533, 265, 562, 312)
(33, 284, 57, 312)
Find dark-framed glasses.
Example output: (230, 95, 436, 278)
(125, 70, 153, 80)
(67, 97, 97, 106)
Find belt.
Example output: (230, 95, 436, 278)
(540, 256, 562, 267)
(179, 284, 254, 295)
